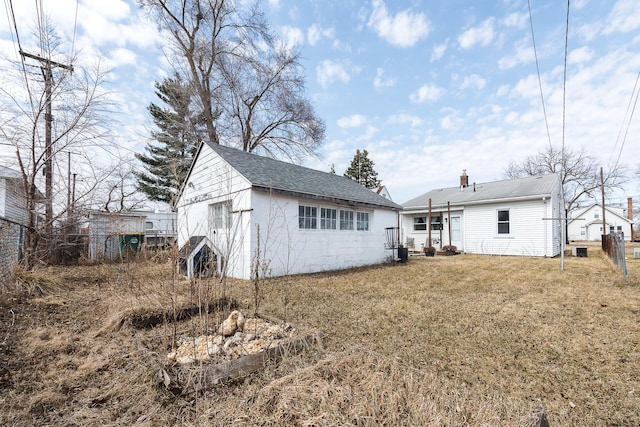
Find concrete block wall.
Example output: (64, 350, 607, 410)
(0, 218, 23, 284)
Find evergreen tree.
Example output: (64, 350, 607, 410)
(344, 149, 381, 189)
(135, 74, 206, 210)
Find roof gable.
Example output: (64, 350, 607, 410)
(205, 143, 401, 210)
(402, 173, 560, 209)
(0, 165, 21, 180)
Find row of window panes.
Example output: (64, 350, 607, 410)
(581, 225, 623, 234)
(413, 216, 442, 231)
(413, 210, 510, 235)
(300, 206, 369, 231)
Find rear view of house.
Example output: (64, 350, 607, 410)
(177, 143, 402, 279)
(401, 171, 564, 257)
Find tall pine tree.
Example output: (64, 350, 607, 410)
(344, 149, 381, 189)
(135, 74, 206, 210)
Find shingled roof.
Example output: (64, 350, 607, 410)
(402, 173, 560, 210)
(206, 142, 401, 210)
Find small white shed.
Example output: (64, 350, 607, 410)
(177, 143, 402, 279)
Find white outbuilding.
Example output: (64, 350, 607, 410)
(177, 143, 402, 279)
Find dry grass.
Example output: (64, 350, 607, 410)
(0, 244, 639, 426)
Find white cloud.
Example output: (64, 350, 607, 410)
(503, 12, 527, 28)
(431, 40, 448, 62)
(280, 26, 305, 49)
(568, 46, 594, 65)
(458, 18, 495, 49)
(267, 0, 282, 9)
(316, 59, 352, 88)
(498, 37, 535, 69)
(409, 83, 445, 103)
(373, 67, 395, 89)
(337, 114, 367, 128)
(368, 0, 431, 47)
(106, 48, 137, 68)
(387, 113, 423, 127)
(603, 0, 640, 34)
(460, 74, 486, 90)
(307, 24, 335, 46)
(440, 108, 462, 130)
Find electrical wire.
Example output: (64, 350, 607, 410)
(561, 0, 570, 160)
(612, 73, 640, 173)
(609, 71, 640, 167)
(71, 0, 78, 60)
(527, 0, 552, 149)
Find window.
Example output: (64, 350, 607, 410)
(413, 217, 427, 231)
(321, 208, 337, 230)
(497, 209, 510, 234)
(357, 211, 369, 231)
(431, 216, 442, 231)
(145, 221, 154, 230)
(580, 226, 586, 235)
(594, 212, 599, 219)
(209, 202, 231, 229)
(610, 226, 615, 233)
(617, 226, 622, 231)
(340, 210, 354, 230)
(299, 205, 317, 229)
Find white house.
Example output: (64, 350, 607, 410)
(567, 203, 634, 241)
(177, 142, 402, 280)
(401, 171, 564, 257)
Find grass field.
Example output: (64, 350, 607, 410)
(1, 243, 639, 426)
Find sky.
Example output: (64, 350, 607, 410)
(1, 0, 640, 207)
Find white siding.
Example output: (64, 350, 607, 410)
(250, 191, 396, 278)
(178, 146, 253, 279)
(567, 205, 633, 241)
(463, 199, 554, 257)
(0, 178, 27, 224)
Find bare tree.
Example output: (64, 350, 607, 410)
(0, 24, 113, 267)
(505, 144, 628, 214)
(137, 0, 325, 161)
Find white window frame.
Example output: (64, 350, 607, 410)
(357, 211, 370, 231)
(413, 216, 427, 231)
(299, 205, 317, 229)
(340, 209, 354, 230)
(209, 201, 231, 230)
(497, 209, 510, 235)
(320, 207, 337, 230)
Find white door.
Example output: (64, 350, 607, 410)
(450, 216, 462, 249)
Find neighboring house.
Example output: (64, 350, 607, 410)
(375, 185, 392, 201)
(567, 203, 634, 241)
(176, 142, 402, 280)
(0, 165, 27, 281)
(401, 171, 564, 257)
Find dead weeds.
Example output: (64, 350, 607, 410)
(0, 245, 638, 426)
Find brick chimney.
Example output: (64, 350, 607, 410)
(460, 170, 469, 188)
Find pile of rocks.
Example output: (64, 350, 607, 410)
(167, 312, 293, 365)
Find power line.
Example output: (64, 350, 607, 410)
(561, 0, 570, 160)
(527, 0, 552, 149)
(610, 71, 640, 169)
(613, 72, 640, 173)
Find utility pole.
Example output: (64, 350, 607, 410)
(19, 50, 73, 233)
(600, 167, 606, 237)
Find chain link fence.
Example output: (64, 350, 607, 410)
(602, 232, 627, 279)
